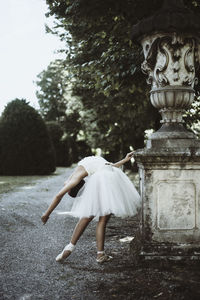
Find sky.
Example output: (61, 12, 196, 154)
(0, 0, 64, 114)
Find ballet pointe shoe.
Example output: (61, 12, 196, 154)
(96, 251, 113, 263)
(56, 243, 75, 262)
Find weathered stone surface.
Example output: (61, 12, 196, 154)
(132, 1, 200, 129)
(131, 0, 200, 260)
(148, 122, 196, 141)
(140, 33, 199, 89)
(134, 147, 200, 259)
(140, 31, 199, 125)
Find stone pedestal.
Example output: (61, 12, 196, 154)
(131, 0, 200, 260)
(135, 146, 200, 260)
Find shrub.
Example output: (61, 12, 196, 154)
(46, 121, 92, 166)
(46, 121, 64, 166)
(73, 140, 92, 163)
(0, 99, 56, 175)
(45, 121, 64, 144)
(46, 121, 73, 166)
(58, 137, 74, 167)
(60, 138, 92, 165)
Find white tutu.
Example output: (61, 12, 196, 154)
(67, 156, 141, 221)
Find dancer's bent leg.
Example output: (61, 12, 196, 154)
(96, 214, 111, 258)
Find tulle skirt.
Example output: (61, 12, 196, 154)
(67, 164, 141, 221)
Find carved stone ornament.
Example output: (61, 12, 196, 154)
(141, 32, 200, 89)
(140, 32, 200, 124)
(150, 86, 194, 123)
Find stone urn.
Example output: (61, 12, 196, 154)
(131, 0, 200, 260)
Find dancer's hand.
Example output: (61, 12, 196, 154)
(125, 151, 135, 162)
(112, 151, 135, 168)
(41, 214, 49, 225)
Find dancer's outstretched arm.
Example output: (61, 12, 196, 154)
(111, 151, 135, 168)
(41, 166, 88, 224)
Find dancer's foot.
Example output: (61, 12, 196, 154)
(56, 242, 75, 262)
(96, 251, 113, 263)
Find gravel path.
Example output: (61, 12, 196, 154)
(0, 168, 139, 300)
(1, 168, 200, 300)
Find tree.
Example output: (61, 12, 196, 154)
(36, 58, 94, 164)
(36, 60, 93, 164)
(45, 0, 200, 159)
(0, 99, 56, 175)
(46, 120, 74, 166)
(44, 0, 161, 157)
(36, 59, 69, 121)
(36, 59, 82, 138)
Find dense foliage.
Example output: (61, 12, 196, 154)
(42, 0, 158, 159)
(0, 99, 56, 175)
(46, 120, 74, 166)
(36, 59, 68, 121)
(45, 120, 92, 166)
(36, 60, 82, 139)
(42, 0, 200, 159)
(36, 60, 92, 165)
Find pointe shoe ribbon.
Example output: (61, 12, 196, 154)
(56, 243, 75, 262)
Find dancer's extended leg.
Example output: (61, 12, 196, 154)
(56, 216, 94, 261)
(71, 217, 94, 245)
